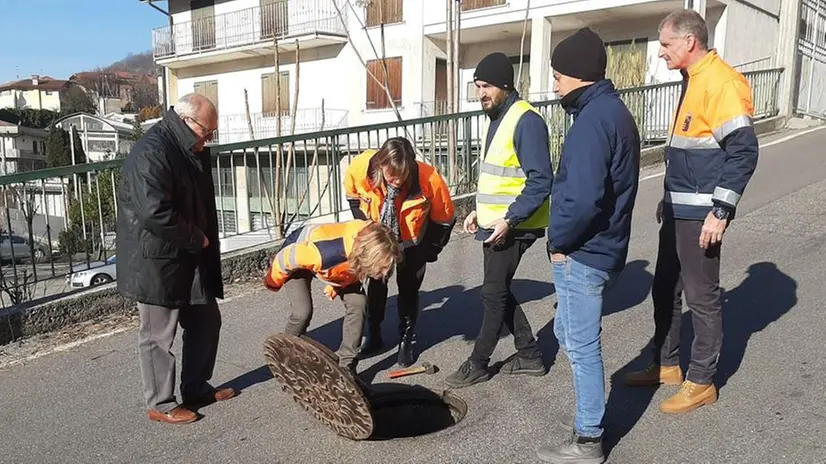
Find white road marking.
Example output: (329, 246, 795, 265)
(639, 125, 826, 183)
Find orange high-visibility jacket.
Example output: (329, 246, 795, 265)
(344, 149, 456, 252)
(663, 49, 758, 221)
(264, 220, 370, 297)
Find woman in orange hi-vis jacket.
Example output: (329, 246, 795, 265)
(344, 137, 456, 367)
(264, 219, 401, 376)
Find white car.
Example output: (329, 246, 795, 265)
(66, 255, 117, 288)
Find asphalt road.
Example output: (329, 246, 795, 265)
(2, 126, 826, 464)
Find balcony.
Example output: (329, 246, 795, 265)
(211, 107, 349, 145)
(153, 0, 348, 68)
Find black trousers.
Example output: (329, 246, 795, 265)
(366, 246, 427, 336)
(651, 219, 722, 384)
(470, 237, 541, 366)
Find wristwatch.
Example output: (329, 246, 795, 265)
(712, 205, 731, 220)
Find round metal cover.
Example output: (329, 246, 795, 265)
(263, 333, 374, 440)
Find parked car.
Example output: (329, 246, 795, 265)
(0, 234, 52, 263)
(66, 255, 117, 288)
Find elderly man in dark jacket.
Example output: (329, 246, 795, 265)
(116, 93, 235, 425)
(536, 28, 640, 464)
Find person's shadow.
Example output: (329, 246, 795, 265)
(603, 261, 797, 457)
(358, 278, 557, 382)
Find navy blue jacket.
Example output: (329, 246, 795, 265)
(548, 80, 640, 273)
(476, 91, 554, 242)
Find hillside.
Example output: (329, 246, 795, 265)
(104, 51, 160, 77)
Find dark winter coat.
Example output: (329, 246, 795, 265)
(548, 79, 641, 273)
(115, 108, 224, 307)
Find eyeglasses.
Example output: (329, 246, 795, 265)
(185, 116, 217, 137)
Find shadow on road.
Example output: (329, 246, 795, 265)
(535, 259, 654, 387)
(603, 261, 797, 457)
(358, 278, 556, 383)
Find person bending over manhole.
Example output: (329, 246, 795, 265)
(264, 220, 402, 378)
(345, 137, 456, 367)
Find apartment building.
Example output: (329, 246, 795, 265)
(147, 0, 792, 138)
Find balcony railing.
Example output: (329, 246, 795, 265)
(212, 108, 349, 145)
(0, 67, 783, 309)
(152, 0, 347, 60)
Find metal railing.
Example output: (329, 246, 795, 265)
(212, 108, 349, 145)
(0, 67, 783, 308)
(152, 0, 347, 60)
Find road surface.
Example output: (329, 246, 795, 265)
(1, 126, 825, 464)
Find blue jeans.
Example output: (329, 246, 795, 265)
(551, 254, 618, 439)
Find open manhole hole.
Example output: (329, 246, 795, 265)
(263, 333, 467, 441)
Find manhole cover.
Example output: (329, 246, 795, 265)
(264, 334, 468, 441)
(263, 333, 374, 440)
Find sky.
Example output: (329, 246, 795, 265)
(0, 0, 165, 84)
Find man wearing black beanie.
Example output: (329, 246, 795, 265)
(536, 27, 641, 464)
(445, 52, 553, 389)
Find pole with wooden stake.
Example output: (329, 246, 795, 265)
(446, 0, 456, 192)
(282, 39, 301, 213)
(517, 0, 531, 95)
(272, 30, 284, 238)
(244, 88, 275, 240)
(452, 0, 461, 188)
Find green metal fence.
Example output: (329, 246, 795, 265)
(0, 67, 783, 307)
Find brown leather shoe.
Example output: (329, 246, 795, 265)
(183, 387, 237, 407)
(148, 406, 198, 424)
(624, 363, 684, 386)
(660, 380, 718, 414)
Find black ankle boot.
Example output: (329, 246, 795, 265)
(397, 318, 416, 367)
(359, 324, 383, 356)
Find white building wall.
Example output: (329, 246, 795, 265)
(717, 1, 780, 70)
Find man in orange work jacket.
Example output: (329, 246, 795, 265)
(624, 10, 759, 414)
(344, 137, 456, 367)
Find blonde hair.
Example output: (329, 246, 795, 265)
(369, 137, 416, 188)
(349, 222, 402, 281)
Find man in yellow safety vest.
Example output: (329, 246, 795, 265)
(445, 52, 554, 389)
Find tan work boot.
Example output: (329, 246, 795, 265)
(623, 363, 684, 386)
(660, 380, 718, 414)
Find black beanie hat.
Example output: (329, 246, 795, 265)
(473, 52, 514, 91)
(551, 27, 607, 82)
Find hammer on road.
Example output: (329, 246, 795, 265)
(388, 362, 438, 379)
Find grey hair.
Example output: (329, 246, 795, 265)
(174, 93, 215, 118)
(659, 9, 709, 50)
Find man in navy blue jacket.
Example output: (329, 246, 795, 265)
(536, 28, 640, 464)
(445, 52, 554, 389)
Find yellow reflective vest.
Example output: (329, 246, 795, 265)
(476, 99, 550, 229)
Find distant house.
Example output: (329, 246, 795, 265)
(0, 119, 48, 175)
(0, 75, 80, 112)
(52, 113, 136, 162)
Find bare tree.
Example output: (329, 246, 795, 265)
(337, 0, 405, 125)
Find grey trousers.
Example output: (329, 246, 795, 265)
(137, 299, 222, 413)
(281, 273, 367, 369)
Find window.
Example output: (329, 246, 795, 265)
(194, 80, 219, 112)
(261, 71, 290, 115)
(365, 0, 403, 27)
(366, 57, 402, 110)
(461, 0, 505, 12)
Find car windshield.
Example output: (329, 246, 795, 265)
(105, 255, 117, 264)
